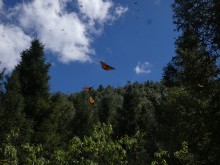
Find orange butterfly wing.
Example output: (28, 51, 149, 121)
(89, 96, 95, 105)
(100, 61, 115, 70)
(83, 87, 93, 92)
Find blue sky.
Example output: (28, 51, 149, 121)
(0, 0, 177, 93)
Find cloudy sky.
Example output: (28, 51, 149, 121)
(0, 0, 177, 93)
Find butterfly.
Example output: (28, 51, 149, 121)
(83, 86, 93, 92)
(100, 61, 115, 70)
(89, 96, 95, 105)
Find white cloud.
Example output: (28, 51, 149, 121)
(0, 24, 31, 70)
(0, 0, 128, 71)
(14, 0, 93, 63)
(134, 61, 152, 74)
(115, 6, 128, 17)
(78, 0, 113, 23)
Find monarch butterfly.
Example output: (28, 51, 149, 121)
(83, 86, 93, 92)
(89, 96, 95, 105)
(100, 61, 115, 70)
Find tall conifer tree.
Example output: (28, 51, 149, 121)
(163, 0, 220, 87)
(15, 39, 50, 121)
(4, 71, 32, 144)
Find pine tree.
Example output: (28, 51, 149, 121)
(39, 93, 75, 150)
(163, 0, 220, 87)
(172, 0, 220, 54)
(3, 71, 33, 144)
(12, 39, 51, 145)
(68, 92, 97, 138)
(15, 39, 50, 122)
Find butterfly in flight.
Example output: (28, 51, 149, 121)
(83, 86, 93, 92)
(89, 96, 95, 105)
(100, 61, 115, 71)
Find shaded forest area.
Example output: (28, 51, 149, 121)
(0, 0, 220, 164)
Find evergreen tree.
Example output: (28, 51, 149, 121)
(98, 90, 122, 125)
(1, 39, 54, 159)
(4, 71, 33, 143)
(172, 0, 220, 54)
(39, 93, 75, 150)
(13, 39, 51, 144)
(0, 71, 34, 164)
(209, 82, 220, 164)
(163, 0, 220, 87)
(115, 84, 136, 137)
(69, 92, 98, 138)
(157, 87, 213, 164)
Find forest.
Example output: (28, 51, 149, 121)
(0, 0, 220, 164)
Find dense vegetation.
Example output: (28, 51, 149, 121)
(0, 0, 219, 164)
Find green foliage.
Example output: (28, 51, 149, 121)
(21, 143, 47, 165)
(115, 84, 157, 137)
(15, 39, 50, 121)
(208, 82, 220, 163)
(163, 33, 218, 88)
(0, 144, 18, 165)
(151, 142, 194, 165)
(174, 141, 194, 165)
(99, 92, 123, 125)
(50, 150, 68, 165)
(0, 63, 6, 93)
(65, 123, 135, 164)
(151, 150, 168, 165)
(161, 2, 220, 162)
(32, 93, 76, 152)
(3, 71, 32, 144)
(172, 0, 220, 53)
(68, 92, 98, 138)
(0, 129, 19, 165)
(163, 0, 220, 87)
(0, 65, 6, 141)
(0, 123, 139, 165)
(12, 39, 52, 146)
(156, 87, 212, 162)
